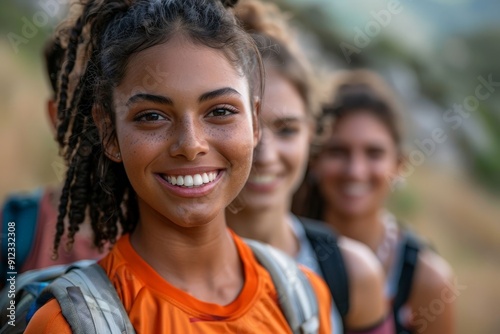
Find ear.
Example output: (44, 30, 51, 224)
(47, 99, 58, 132)
(92, 105, 121, 163)
(252, 97, 261, 148)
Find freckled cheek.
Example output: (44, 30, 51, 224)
(219, 127, 255, 179)
(116, 127, 170, 167)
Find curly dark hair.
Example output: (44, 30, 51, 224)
(43, 37, 64, 96)
(235, 0, 321, 118)
(52, 0, 263, 257)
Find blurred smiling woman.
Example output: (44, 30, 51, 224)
(228, 2, 394, 333)
(294, 70, 455, 334)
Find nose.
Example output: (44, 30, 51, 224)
(253, 128, 278, 166)
(345, 153, 368, 180)
(169, 115, 209, 161)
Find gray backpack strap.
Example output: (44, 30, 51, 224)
(37, 263, 135, 334)
(244, 239, 319, 334)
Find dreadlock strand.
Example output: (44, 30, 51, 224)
(52, 162, 76, 259)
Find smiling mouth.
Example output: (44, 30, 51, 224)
(247, 174, 277, 185)
(341, 183, 371, 197)
(161, 171, 219, 188)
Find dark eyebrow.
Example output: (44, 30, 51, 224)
(275, 117, 302, 123)
(198, 87, 241, 103)
(126, 93, 173, 107)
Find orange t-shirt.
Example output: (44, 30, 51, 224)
(26, 231, 332, 334)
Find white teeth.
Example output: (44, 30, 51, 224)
(170, 176, 177, 185)
(164, 172, 218, 187)
(193, 174, 203, 186)
(176, 176, 184, 186)
(343, 183, 370, 196)
(184, 175, 194, 187)
(249, 174, 275, 184)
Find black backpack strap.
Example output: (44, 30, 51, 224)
(393, 230, 421, 334)
(35, 263, 136, 334)
(298, 217, 350, 320)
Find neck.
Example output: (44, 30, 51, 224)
(130, 203, 242, 302)
(323, 208, 385, 254)
(227, 201, 299, 257)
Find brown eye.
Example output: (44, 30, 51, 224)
(276, 125, 299, 137)
(135, 112, 166, 122)
(206, 104, 238, 118)
(207, 109, 233, 117)
(273, 119, 300, 138)
(366, 148, 385, 159)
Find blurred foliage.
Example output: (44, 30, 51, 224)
(387, 186, 420, 218)
(0, 0, 55, 64)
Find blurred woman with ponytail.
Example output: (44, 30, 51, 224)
(228, 1, 394, 333)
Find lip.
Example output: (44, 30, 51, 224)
(338, 183, 371, 199)
(155, 169, 224, 198)
(245, 174, 281, 193)
(161, 167, 222, 176)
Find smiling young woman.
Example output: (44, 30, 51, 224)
(227, 2, 394, 334)
(294, 70, 455, 334)
(23, 0, 333, 333)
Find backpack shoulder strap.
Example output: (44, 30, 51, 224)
(393, 230, 421, 333)
(298, 217, 350, 319)
(244, 238, 319, 334)
(34, 263, 136, 334)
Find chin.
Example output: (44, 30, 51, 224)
(334, 199, 370, 217)
(240, 198, 275, 213)
(169, 207, 220, 227)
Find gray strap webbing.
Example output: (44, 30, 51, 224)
(39, 263, 135, 334)
(245, 239, 319, 334)
(0, 259, 95, 309)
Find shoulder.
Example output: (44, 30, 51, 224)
(406, 248, 456, 333)
(337, 236, 385, 291)
(412, 248, 455, 301)
(337, 237, 388, 329)
(25, 299, 72, 334)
